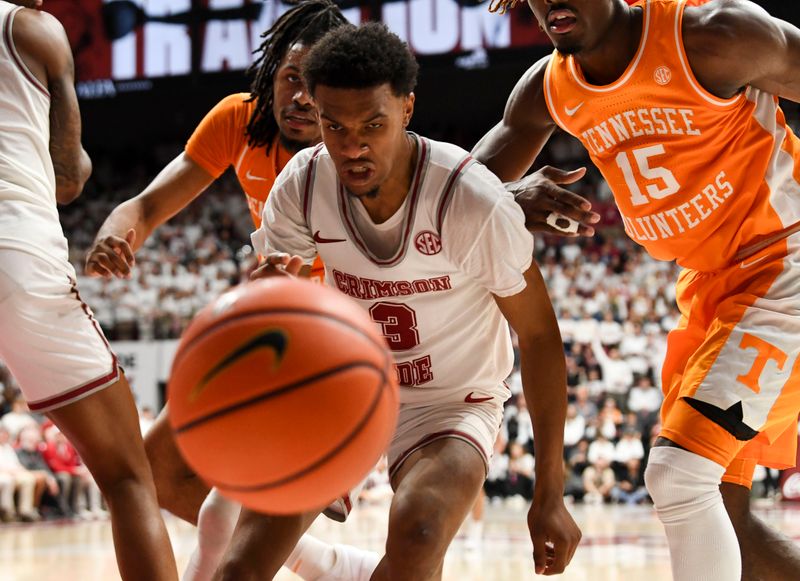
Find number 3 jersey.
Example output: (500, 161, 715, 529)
(544, 0, 800, 272)
(252, 134, 533, 405)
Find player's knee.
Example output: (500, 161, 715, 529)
(388, 490, 448, 556)
(214, 560, 260, 581)
(644, 447, 724, 523)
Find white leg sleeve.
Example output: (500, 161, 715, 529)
(182, 488, 242, 581)
(645, 447, 741, 581)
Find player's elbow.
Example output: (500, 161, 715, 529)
(55, 151, 91, 205)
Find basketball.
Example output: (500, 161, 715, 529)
(166, 277, 399, 514)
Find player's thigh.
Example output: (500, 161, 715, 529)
(0, 250, 119, 413)
(660, 246, 800, 469)
(386, 400, 502, 538)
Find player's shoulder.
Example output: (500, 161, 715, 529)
(208, 93, 254, 120)
(683, 0, 771, 48)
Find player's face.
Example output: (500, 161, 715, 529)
(315, 83, 414, 199)
(272, 43, 320, 152)
(527, 0, 616, 55)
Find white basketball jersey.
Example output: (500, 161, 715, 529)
(0, 2, 69, 272)
(253, 135, 534, 405)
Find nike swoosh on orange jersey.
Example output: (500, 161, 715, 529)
(245, 170, 268, 182)
(464, 392, 493, 403)
(313, 231, 345, 244)
(740, 255, 768, 269)
(564, 102, 584, 116)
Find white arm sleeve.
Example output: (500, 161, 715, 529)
(442, 163, 534, 297)
(250, 151, 317, 264)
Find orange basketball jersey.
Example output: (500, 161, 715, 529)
(544, 0, 800, 272)
(185, 93, 324, 278)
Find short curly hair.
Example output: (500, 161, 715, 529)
(303, 22, 418, 97)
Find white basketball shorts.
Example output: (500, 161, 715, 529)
(323, 390, 506, 522)
(0, 249, 119, 412)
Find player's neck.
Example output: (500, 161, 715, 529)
(573, 4, 643, 87)
(359, 133, 418, 224)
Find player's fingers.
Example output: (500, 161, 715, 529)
(538, 165, 586, 185)
(102, 243, 134, 277)
(86, 254, 119, 278)
(524, 211, 582, 237)
(532, 532, 548, 575)
(265, 253, 291, 266)
(85, 259, 112, 278)
(111, 242, 136, 269)
(285, 256, 304, 276)
(544, 539, 569, 575)
(548, 186, 595, 215)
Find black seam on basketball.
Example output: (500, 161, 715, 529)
(172, 308, 390, 371)
(205, 374, 391, 493)
(174, 360, 384, 434)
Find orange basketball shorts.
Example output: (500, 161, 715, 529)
(659, 234, 800, 488)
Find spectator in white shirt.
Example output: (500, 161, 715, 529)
(614, 429, 645, 464)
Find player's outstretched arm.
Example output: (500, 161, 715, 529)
(494, 263, 581, 576)
(683, 0, 800, 102)
(12, 8, 90, 204)
(472, 57, 599, 236)
(86, 153, 214, 278)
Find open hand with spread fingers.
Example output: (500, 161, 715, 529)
(508, 165, 600, 237)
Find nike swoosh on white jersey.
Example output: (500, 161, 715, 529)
(564, 102, 584, 116)
(245, 170, 268, 182)
(740, 255, 768, 269)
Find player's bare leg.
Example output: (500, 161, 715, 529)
(212, 508, 320, 581)
(144, 403, 209, 524)
(371, 438, 486, 581)
(721, 482, 800, 581)
(46, 375, 178, 580)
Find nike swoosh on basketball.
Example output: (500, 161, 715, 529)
(245, 170, 268, 182)
(464, 392, 493, 403)
(189, 329, 288, 401)
(565, 102, 584, 116)
(740, 255, 768, 269)
(313, 231, 345, 244)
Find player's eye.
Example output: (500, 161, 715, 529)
(367, 123, 383, 130)
(287, 75, 301, 83)
(327, 124, 342, 132)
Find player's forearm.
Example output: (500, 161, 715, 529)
(519, 336, 567, 496)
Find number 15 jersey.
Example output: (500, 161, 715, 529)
(252, 135, 533, 405)
(544, 0, 800, 272)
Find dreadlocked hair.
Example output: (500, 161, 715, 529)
(245, 0, 347, 152)
(487, 0, 521, 15)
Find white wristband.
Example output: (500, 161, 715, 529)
(546, 211, 579, 234)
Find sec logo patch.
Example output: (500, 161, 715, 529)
(414, 231, 442, 255)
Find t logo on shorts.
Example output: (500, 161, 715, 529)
(736, 333, 788, 394)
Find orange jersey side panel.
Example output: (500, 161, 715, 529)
(544, 0, 800, 271)
(185, 93, 324, 278)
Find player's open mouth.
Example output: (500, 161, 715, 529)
(344, 166, 374, 183)
(547, 8, 577, 34)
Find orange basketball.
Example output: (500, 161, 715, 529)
(167, 277, 399, 514)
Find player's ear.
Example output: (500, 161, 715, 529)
(402, 92, 415, 128)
